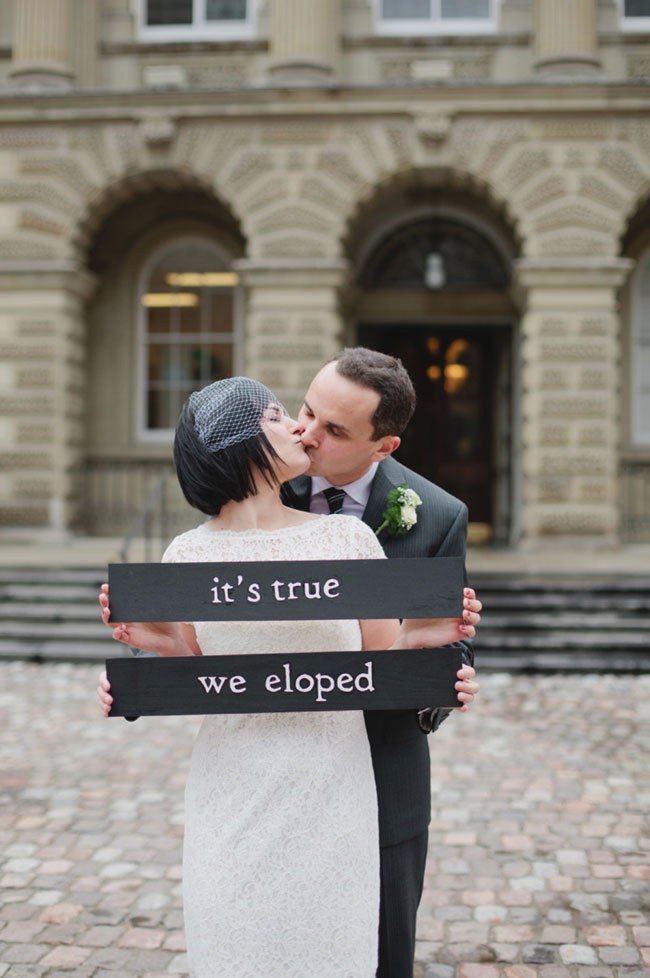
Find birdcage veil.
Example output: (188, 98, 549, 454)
(189, 377, 286, 452)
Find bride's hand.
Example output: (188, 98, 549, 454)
(395, 588, 482, 650)
(99, 583, 199, 656)
(97, 669, 112, 718)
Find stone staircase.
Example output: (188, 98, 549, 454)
(0, 567, 119, 662)
(0, 567, 649, 671)
(469, 573, 650, 672)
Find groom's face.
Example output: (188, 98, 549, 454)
(298, 362, 400, 485)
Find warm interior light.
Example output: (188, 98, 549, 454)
(142, 293, 199, 307)
(426, 337, 440, 355)
(444, 364, 469, 381)
(427, 365, 441, 381)
(165, 272, 240, 287)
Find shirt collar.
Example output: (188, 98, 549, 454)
(311, 462, 379, 508)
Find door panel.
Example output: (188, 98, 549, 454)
(359, 325, 509, 529)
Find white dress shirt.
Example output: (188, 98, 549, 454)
(310, 463, 379, 519)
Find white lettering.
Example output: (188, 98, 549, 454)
(337, 673, 354, 692)
(197, 675, 227, 694)
(197, 675, 248, 694)
(265, 673, 282, 692)
(282, 662, 293, 691)
(355, 662, 374, 693)
(323, 578, 340, 598)
(315, 673, 335, 702)
(247, 582, 261, 603)
(295, 673, 315, 693)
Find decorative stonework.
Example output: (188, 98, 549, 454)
(536, 234, 611, 257)
(520, 175, 568, 212)
(0, 239, 58, 259)
(532, 202, 617, 235)
(316, 149, 366, 192)
(251, 203, 337, 236)
(598, 146, 649, 195)
(301, 176, 349, 214)
(0, 128, 61, 149)
(498, 149, 553, 192)
(255, 233, 328, 258)
(540, 120, 609, 141)
(19, 210, 68, 237)
(515, 257, 632, 544)
(627, 52, 650, 79)
(578, 173, 631, 214)
(223, 149, 276, 195)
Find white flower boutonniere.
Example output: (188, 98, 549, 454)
(375, 484, 422, 538)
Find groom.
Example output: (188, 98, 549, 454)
(285, 347, 479, 978)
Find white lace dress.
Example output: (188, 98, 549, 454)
(162, 515, 386, 978)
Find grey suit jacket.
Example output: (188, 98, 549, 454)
(286, 455, 472, 847)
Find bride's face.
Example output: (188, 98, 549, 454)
(260, 403, 310, 480)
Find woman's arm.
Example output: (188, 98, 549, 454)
(98, 583, 201, 657)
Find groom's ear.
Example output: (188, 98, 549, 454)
(372, 435, 400, 462)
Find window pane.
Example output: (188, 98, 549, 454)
(624, 0, 650, 15)
(441, 0, 490, 18)
(210, 292, 234, 332)
(142, 240, 236, 432)
(146, 0, 193, 26)
(382, 0, 430, 19)
(206, 0, 247, 20)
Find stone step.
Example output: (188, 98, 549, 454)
(477, 612, 650, 630)
(0, 639, 126, 661)
(0, 567, 648, 671)
(0, 602, 102, 620)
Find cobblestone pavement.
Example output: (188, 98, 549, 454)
(1, 664, 648, 978)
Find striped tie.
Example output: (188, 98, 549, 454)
(323, 486, 346, 515)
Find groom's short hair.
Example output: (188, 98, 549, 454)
(327, 347, 416, 439)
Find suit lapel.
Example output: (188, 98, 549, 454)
(362, 458, 401, 533)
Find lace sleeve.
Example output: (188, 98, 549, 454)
(347, 518, 387, 561)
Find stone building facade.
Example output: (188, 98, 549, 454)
(0, 0, 648, 551)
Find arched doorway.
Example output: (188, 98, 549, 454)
(349, 204, 518, 546)
(81, 177, 246, 536)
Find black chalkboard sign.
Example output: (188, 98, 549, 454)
(109, 557, 464, 622)
(106, 647, 463, 717)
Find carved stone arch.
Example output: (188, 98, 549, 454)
(342, 167, 522, 278)
(74, 167, 246, 270)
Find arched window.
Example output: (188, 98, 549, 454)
(630, 247, 650, 446)
(360, 217, 510, 290)
(138, 237, 238, 439)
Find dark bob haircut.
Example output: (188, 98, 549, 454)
(173, 397, 283, 516)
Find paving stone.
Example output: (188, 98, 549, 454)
(560, 945, 600, 965)
(2, 665, 648, 977)
(523, 945, 558, 965)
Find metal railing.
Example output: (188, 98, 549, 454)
(81, 457, 197, 559)
(620, 459, 650, 543)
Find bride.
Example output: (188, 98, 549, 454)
(97, 376, 478, 978)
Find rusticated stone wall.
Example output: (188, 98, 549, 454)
(0, 86, 648, 543)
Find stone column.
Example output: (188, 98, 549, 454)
(231, 259, 349, 413)
(514, 258, 633, 550)
(267, 0, 340, 84)
(533, 0, 601, 75)
(0, 262, 96, 534)
(9, 0, 76, 89)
